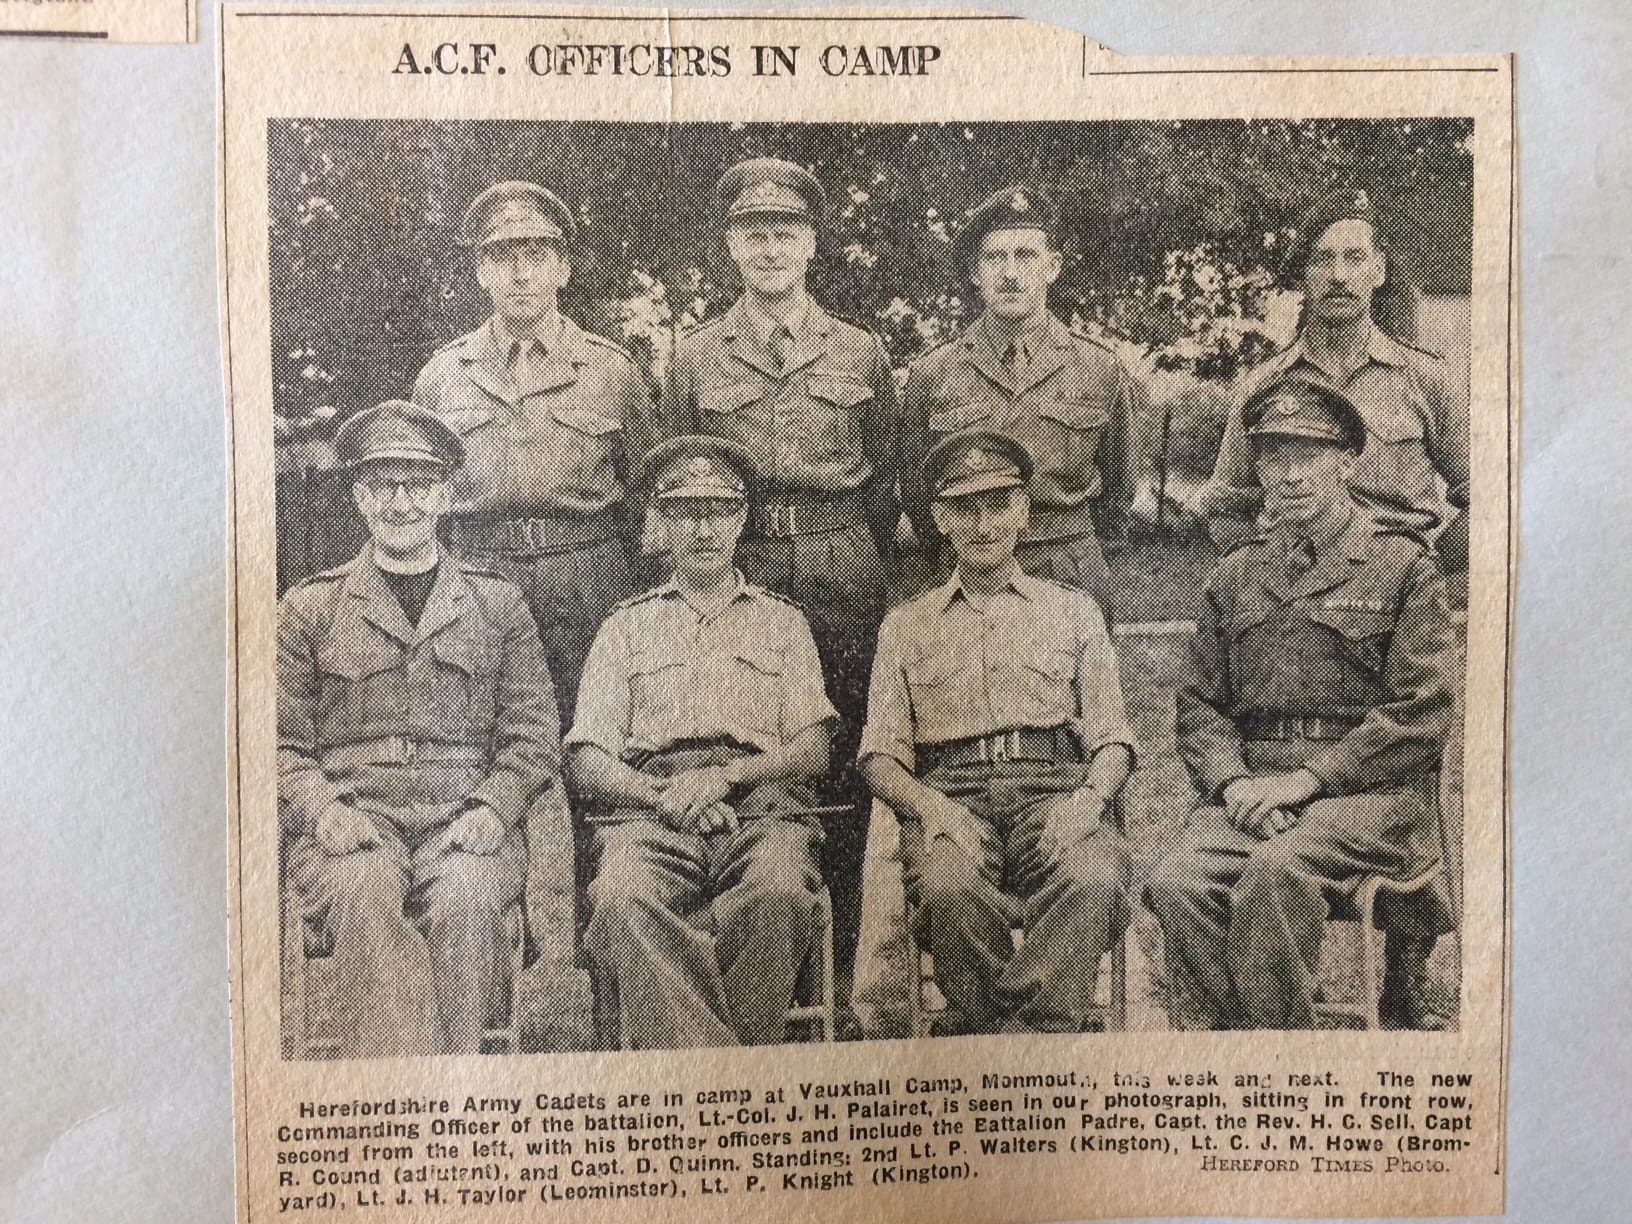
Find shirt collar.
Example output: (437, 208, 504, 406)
(491, 311, 563, 358)
(1274, 501, 1356, 558)
(657, 569, 756, 614)
(742, 293, 811, 347)
(937, 561, 1036, 610)
(973, 310, 1055, 359)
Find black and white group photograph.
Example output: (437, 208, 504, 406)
(267, 117, 1473, 1058)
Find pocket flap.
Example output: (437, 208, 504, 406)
(550, 404, 622, 436)
(319, 640, 401, 680)
(432, 635, 498, 676)
(1038, 395, 1110, 431)
(1361, 403, 1424, 444)
(442, 407, 497, 437)
(700, 383, 763, 414)
(733, 646, 787, 677)
(1308, 606, 1394, 640)
(807, 376, 874, 408)
(927, 399, 992, 434)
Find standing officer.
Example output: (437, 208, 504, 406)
(568, 436, 837, 1049)
(1147, 378, 1455, 1030)
(278, 401, 558, 1057)
(899, 186, 1141, 619)
(1196, 187, 1470, 574)
(413, 181, 659, 728)
(861, 429, 1136, 1035)
(663, 157, 899, 1030)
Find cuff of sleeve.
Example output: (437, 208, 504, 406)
(858, 745, 916, 775)
(468, 776, 529, 829)
(1202, 760, 1253, 804)
(1300, 750, 1357, 799)
(1081, 732, 1137, 773)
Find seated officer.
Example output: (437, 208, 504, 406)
(1146, 377, 1455, 1030)
(277, 401, 558, 1057)
(860, 429, 1136, 1035)
(567, 436, 836, 1049)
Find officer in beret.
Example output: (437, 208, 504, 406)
(662, 157, 900, 1031)
(567, 436, 837, 1049)
(1147, 377, 1456, 1030)
(277, 401, 559, 1057)
(412, 181, 660, 729)
(899, 185, 1142, 621)
(1196, 187, 1471, 575)
(861, 429, 1136, 1035)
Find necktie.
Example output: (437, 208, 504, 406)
(769, 323, 794, 373)
(1002, 340, 1020, 375)
(1290, 537, 1317, 578)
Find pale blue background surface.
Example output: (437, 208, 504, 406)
(1, 3, 1626, 1221)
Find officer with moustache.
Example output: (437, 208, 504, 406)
(413, 181, 660, 729)
(899, 186, 1141, 619)
(1196, 188, 1470, 575)
(663, 158, 899, 1032)
(1148, 378, 1456, 1030)
(277, 402, 558, 1057)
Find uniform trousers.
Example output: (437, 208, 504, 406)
(737, 521, 885, 1011)
(900, 758, 1130, 1034)
(584, 746, 825, 1049)
(1146, 738, 1451, 1030)
(455, 536, 632, 729)
(289, 813, 525, 1057)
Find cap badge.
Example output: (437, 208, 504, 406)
(1011, 191, 1029, 211)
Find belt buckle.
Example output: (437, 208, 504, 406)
(988, 732, 1010, 762)
(523, 519, 542, 552)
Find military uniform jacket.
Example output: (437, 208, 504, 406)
(277, 548, 560, 837)
(1176, 510, 1454, 803)
(568, 576, 836, 760)
(412, 315, 659, 522)
(662, 297, 899, 545)
(899, 313, 1141, 547)
(1200, 326, 1470, 536)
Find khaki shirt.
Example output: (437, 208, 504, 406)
(1177, 509, 1455, 802)
(860, 567, 1136, 773)
(412, 315, 658, 521)
(277, 548, 560, 836)
(662, 297, 899, 533)
(567, 576, 836, 759)
(1199, 326, 1470, 537)
(899, 313, 1141, 547)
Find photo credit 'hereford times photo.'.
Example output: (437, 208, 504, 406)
(220, 6, 1516, 1220)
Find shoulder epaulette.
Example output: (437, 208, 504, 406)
(432, 329, 477, 356)
(824, 309, 880, 336)
(1373, 525, 1433, 552)
(745, 582, 807, 613)
(582, 331, 636, 361)
(908, 336, 957, 366)
(457, 560, 512, 582)
(1394, 337, 1446, 363)
(1068, 324, 1118, 355)
(1221, 534, 1269, 558)
(294, 561, 351, 588)
(613, 585, 669, 611)
(680, 314, 727, 339)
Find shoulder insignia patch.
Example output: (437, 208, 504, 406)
(296, 562, 351, 587)
(582, 331, 636, 361)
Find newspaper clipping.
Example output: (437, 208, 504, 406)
(221, 5, 1516, 1219)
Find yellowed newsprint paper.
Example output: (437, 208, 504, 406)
(221, 5, 1516, 1220)
(0, 0, 194, 43)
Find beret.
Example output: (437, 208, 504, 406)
(954, 185, 1060, 270)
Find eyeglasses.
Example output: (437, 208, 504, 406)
(359, 476, 444, 502)
(657, 498, 744, 524)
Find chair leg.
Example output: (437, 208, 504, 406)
(1359, 877, 1386, 1031)
(1108, 937, 1128, 1033)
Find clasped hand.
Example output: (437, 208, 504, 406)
(654, 766, 738, 834)
(1221, 771, 1321, 840)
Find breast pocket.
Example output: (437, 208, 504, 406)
(805, 375, 873, 457)
(903, 646, 961, 737)
(726, 645, 787, 738)
(1353, 393, 1436, 515)
(927, 397, 993, 437)
(1015, 645, 1078, 722)
(628, 648, 690, 744)
(433, 635, 502, 731)
(442, 406, 506, 506)
(317, 639, 405, 731)
(1037, 394, 1111, 490)
(1307, 607, 1395, 678)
